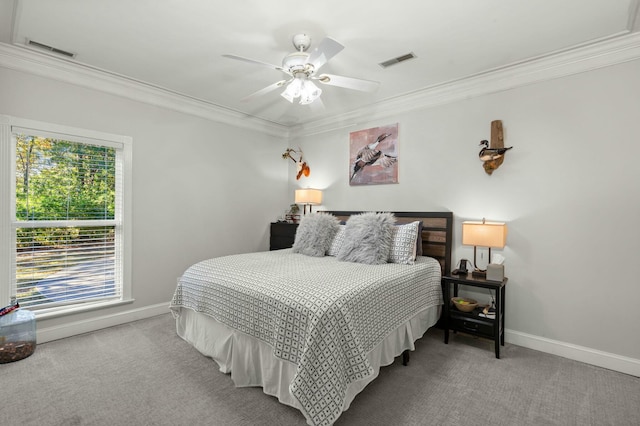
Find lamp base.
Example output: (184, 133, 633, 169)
(472, 246, 488, 278)
(472, 269, 487, 278)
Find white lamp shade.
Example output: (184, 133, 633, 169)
(462, 221, 507, 248)
(295, 188, 323, 205)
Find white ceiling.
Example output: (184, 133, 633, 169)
(2, 0, 639, 127)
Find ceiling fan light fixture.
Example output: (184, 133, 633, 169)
(281, 77, 322, 105)
(225, 33, 379, 105)
(299, 80, 322, 105)
(282, 52, 310, 73)
(281, 77, 303, 103)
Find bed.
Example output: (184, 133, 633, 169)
(170, 211, 453, 426)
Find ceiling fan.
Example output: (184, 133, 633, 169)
(222, 34, 380, 105)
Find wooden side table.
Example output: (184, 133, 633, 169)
(442, 274, 508, 358)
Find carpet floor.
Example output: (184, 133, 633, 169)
(1, 313, 638, 426)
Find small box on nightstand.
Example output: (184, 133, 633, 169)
(486, 264, 504, 281)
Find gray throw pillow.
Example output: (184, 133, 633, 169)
(292, 213, 340, 257)
(337, 212, 396, 264)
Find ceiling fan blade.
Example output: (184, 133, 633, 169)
(316, 74, 380, 92)
(307, 37, 344, 70)
(222, 54, 284, 72)
(241, 80, 290, 102)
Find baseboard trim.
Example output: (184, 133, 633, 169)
(506, 329, 640, 377)
(36, 308, 640, 377)
(36, 302, 170, 343)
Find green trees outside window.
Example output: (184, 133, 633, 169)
(15, 134, 117, 307)
(16, 135, 115, 222)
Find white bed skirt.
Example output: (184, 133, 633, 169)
(175, 305, 441, 424)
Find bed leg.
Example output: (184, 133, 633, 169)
(402, 349, 410, 366)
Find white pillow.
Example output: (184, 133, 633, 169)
(291, 213, 340, 257)
(388, 221, 420, 264)
(327, 225, 346, 256)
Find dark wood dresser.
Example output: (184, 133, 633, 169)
(269, 222, 298, 250)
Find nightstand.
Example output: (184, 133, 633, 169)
(269, 222, 298, 250)
(442, 274, 508, 358)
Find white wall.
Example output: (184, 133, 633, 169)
(2, 47, 638, 375)
(0, 66, 288, 338)
(290, 59, 640, 370)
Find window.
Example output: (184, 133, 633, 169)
(1, 116, 132, 317)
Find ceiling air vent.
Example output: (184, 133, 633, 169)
(27, 39, 76, 58)
(379, 52, 416, 68)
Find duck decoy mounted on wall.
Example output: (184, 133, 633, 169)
(478, 140, 512, 161)
(350, 133, 397, 181)
(479, 120, 512, 175)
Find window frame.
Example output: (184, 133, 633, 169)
(1, 115, 133, 319)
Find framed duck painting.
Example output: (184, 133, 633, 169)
(349, 123, 398, 185)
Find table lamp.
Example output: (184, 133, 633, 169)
(294, 188, 323, 214)
(462, 219, 507, 278)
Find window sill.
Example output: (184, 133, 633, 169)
(33, 298, 135, 321)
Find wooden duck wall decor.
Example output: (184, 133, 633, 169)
(479, 120, 512, 175)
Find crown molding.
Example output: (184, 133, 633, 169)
(3, 31, 640, 141)
(0, 43, 290, 138)
(289, 32, 640, 138)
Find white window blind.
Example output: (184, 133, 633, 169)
(12, 129, 123, 311)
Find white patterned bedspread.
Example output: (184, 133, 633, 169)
(170, 249, 442, 426)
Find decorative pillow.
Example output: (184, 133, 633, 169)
(337, 212, 396, 264)
(292, 213, 340, 257)
(389, 221, 421, 264)
(327, 225, 346, 256)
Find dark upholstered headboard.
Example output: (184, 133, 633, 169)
(322, 211, 453, 276)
